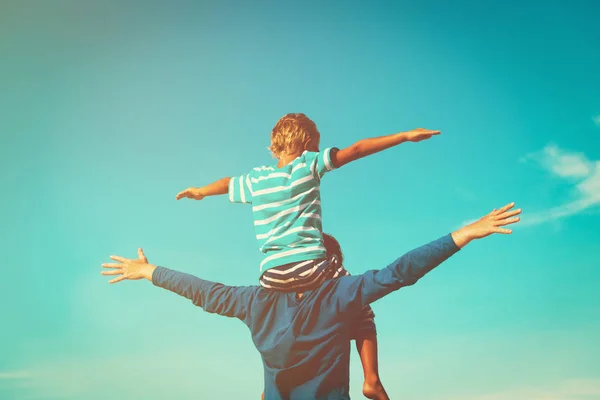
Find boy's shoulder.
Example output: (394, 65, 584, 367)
(251, 165, 277, 173)
(248, 151, 319, 175)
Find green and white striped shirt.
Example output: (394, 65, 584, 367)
(229, 148, 337, 273)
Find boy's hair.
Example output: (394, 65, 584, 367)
(323, 233, 343, 265)
(269, 113, 320, 158)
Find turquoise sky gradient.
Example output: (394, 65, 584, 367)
(1, 1, 599, 399)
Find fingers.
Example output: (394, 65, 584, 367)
(497, 216, 521, 226)
(102, 263, 122, 269)
(494, 202, 515, 215)
(109, 255, 128, 263)
(138, 248, 148, 262)
(497, 208, 522, 220)
(101, 269, 122, 276)
(176, 190, 190, 200)
(494, 227, 513, 234)
(416, 134, 437, 142)
(109, 275, 127, 284)
(417, 128, 441, 135)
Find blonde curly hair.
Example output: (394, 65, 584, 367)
(269, 113, 320, 158)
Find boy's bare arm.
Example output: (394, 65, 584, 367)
(176, 177, 231, 200)
(331, 128, 440, 168)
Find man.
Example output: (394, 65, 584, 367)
(101, 203, 521, 399)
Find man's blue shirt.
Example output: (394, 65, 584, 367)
(152, 234, 460, 399)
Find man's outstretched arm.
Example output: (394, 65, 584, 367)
(101, 249, 257, 323)
(344, 202, 522, 309)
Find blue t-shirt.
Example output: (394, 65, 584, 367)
(153, 234, 460, 399)
(228, 148, 337, 273)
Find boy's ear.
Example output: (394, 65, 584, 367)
(305, 138, 319, 152)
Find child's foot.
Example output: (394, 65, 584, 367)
(363, 377, 389, 400)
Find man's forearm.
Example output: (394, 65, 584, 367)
(356, 234, 460, 307)
(451, 226, 476, 248)
(151, 266, 254, 320)
(152, 267, 214, 308)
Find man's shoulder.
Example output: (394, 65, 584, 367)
(307, 275, 360, 297)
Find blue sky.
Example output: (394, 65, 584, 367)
(1, 1, 599, 399)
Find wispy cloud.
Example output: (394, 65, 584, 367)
(521, 144, 600, 226)
(0, 347, 261, 399)
(0, 370, 30, 380)
(439, 378, 600, 400)
(593, 114, 600, 127)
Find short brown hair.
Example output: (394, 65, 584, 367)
(269, 113, 320, 158)
(323, 233, 343, 265)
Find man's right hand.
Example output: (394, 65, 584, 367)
(452, 202, 522, 248)
(176, 187, 205, 200)
(404, 128, 441, 142)
(101, 248, 157, 284)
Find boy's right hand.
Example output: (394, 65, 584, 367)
(405, 128, 441, 142)
(176, 187, 205, 200)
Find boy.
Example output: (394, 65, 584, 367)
(175, 113, 440, 399)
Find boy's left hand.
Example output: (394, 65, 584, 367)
(405, 128, 441, 142)
(176, 187, 205, 200)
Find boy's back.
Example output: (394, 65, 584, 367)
(176, 113, 439, 280)
(229, 148, 337, 272)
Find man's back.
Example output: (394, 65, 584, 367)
(248, 281, 357, 399)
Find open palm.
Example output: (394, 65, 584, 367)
(101, 248, 156, 284)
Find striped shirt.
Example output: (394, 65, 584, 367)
(228, 148, 337, 273)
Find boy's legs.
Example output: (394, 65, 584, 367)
(353, 308, 389, 400)
(327, 258, 389, 399)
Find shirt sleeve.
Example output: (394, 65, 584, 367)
(305, 147, 339, 180)
(152, 266, 257, 325)
(337, 234, 461, 312)
(228, 173, 253, 204)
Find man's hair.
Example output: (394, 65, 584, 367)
(269, 113, 320, 158)
(323, 233, 343, 265)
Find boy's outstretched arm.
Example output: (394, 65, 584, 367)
(331, 128, 440, 168)
(176, 177, 231, 200)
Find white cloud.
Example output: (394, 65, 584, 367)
(521, 144, 600, 226)
(593, 115, 600, 127)
(524, 144, 592, 178)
